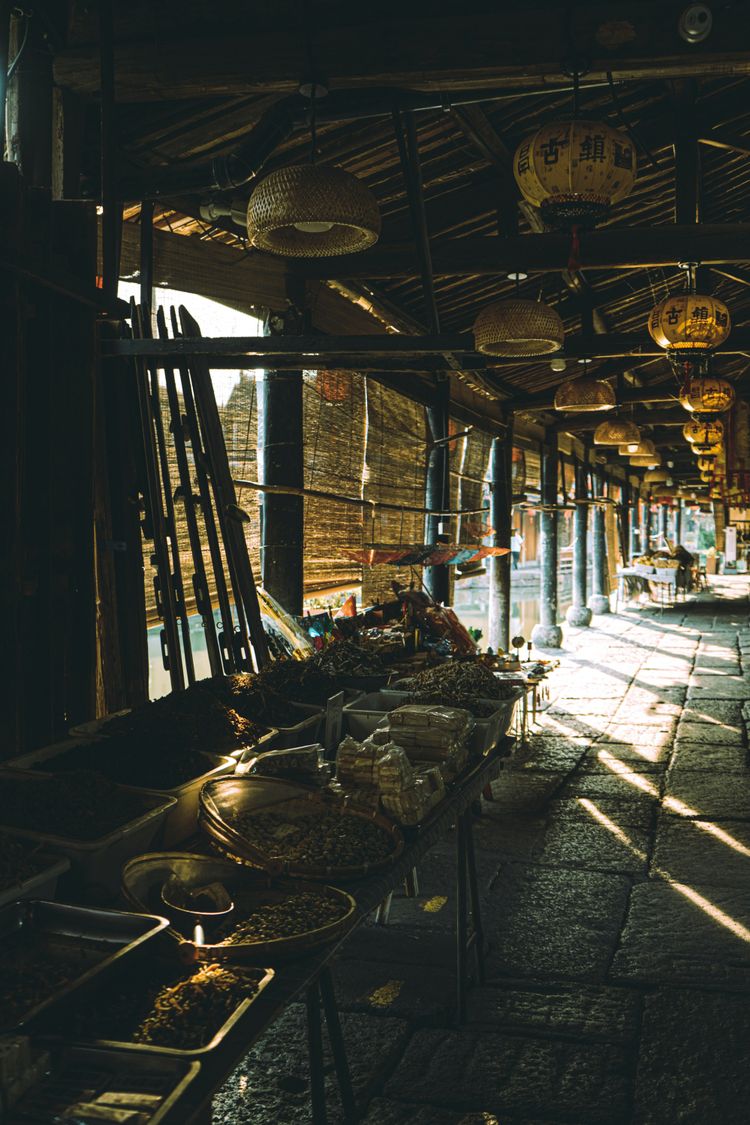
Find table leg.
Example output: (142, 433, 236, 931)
(306, 983, 327, 1125)
(320, 967, 358, 1124)
(373, 892, 393, 925)
(456, 812, 469, 1025)
(464, 813, 486, 984)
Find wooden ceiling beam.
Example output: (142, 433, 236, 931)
(294, 225, 750, 279)
(101, 330, 750, 364)
(53, 5, 750, 101)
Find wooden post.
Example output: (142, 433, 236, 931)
(658, 504, 668, 542)
(566, 458, 591, 627)
(589, 469, 610, 614)
(641, 497, 652, 555)
(424, 380, 451, 605)
(531, 435, 562, 648)
(259, 313, 304, 615)
(674, 500, 683, 544)
(487, 424, 512, 652)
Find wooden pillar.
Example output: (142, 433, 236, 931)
(641, 498, 652, 555)
(589, 469, 610, 614)
(566, 458, 592, 627)
(531, 435, 562, 647)
(424, 380, 451, 605)
(259, 315, 304, 615)
(488, 422, 512, 652)
(674, 500, 683, 544)
(658, 504, 668, 542)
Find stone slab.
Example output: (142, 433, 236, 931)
(384, 1026, 631, 1122)
(557, 768, 661, 803)
(547, 797, 655, 831)
(652, 815, 750, 888)
(213, 1007, 410, 1125)
(471, 812, 548, 860)
(688, 683, 750, 701)
(681, 700, 744, 727)
(331, 957, 455, 1025)
(675, 721, 745, 745)
(610, 880, 750, 987)
(533, 813, 649, 875)
(634, 989, 750, 1125)
(663, 770, 750, 819)
(669, 740, 748, 772)
(485, 863, 631, 981)
(597, 726, 675, 747)
(467, 980, 641, 1044)
(583, 745, 667, 771)
(487, 771, 564, 813)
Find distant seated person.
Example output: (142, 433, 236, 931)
(510, 530, 524, 571)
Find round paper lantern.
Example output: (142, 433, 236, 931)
(473, 299, 564, 356)
(593, 418, 641, 446)
(700, 470, 714, 482)
(648, 294, 731, 352)
(554, 375, 615, 412)
(513, 119, 636, 229)
(696, 456, 716, 472)
(247, 165, 381, 257)
(683, 417, 724, 445)
(679, 376, 735, 413)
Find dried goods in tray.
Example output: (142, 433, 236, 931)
(401, 661, 518, 715)
(35, 741, 224, 791)
(217, 890, 343, 945)
(0, 772, 149, 841)
(104, 683, 266, 752)
(227, 809, 393, 869)
(53, 960, 266, 1053)
(0, 835, 45, 893)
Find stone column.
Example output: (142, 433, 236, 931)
(658, 504, 668, 542)
(488, 424, 513, 652)
(641, 498, 652, 556)
(531, 435, 563, 647)
(589, 468, 610, 614)
(566, 458, 592, 627)
(674, 500, 683, 544)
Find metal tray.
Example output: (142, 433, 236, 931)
(0, 899, 168, 1032)
(121, 852, 357, 963)
(199, 776, 404, 880)
(34, 946, 274, 1059)
(7, 1042, 199, 1124)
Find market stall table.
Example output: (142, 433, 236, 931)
(155, 738, 513, 1125)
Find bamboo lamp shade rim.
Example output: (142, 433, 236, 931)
(473, 298, 564, 357)
(644, 469, 670, 483)
(553, 375, 616, 412)
(593, 418, 641, 445)
(630, 452, 662, 467)
(246, 165, 381, 257)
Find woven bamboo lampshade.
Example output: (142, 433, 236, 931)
(652, 485, 675, 498)
(553, 374, 615, 412)
(473, 299, 564, 356)
(620, 438, 656, 457)
(513, 119, 636, 229)
(683, 417, 724, 445)
(648, 294, 731, 352)
(644, 469, 671, 484)
(630, 452, 662, 467)
(593, 418, 641, 446)
(679, 376, 735, 413)
(246, 165, 381, 257)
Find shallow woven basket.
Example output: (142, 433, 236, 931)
(593, 418, 641, 445)
(247, 165, 381, 257)
(554, 375, 616, 412)
(473, 299, 564, 357)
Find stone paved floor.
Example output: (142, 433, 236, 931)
(213, 576, 750, 1125)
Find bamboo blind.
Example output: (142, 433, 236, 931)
(457, 428, 492, 541)
(362, 379, 428, 604)
(303, 371, 366, 593)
